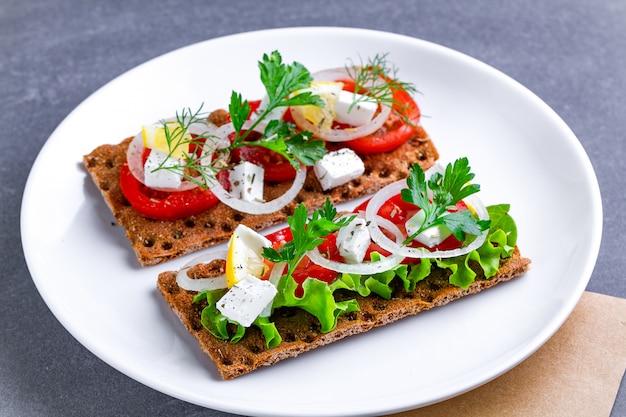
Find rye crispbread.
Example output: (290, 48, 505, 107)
(83, 115, 438, 266)
(157, 246, 531, 379)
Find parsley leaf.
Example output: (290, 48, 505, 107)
(245, 119, 327, 169)
(227, 50, 326, 168)
(228, 91, 250, 136)
(263, 198, 354, 282)
(258, 51, 320, 108)
(400, 157, 490, 243)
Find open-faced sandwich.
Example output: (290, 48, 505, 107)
(157, 157, 531, 379)
(83, 51, 438, 266)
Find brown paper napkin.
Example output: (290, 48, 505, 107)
(388, 291, 626, 417)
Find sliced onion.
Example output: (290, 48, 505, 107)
(268, 261, 287, 286)
(204, 121, 307, 215)
(176, 250, 228, 292)
(126, 119, 217, 192)
(306, 215, 405, 275)
(289, 67, 392, 142)
(364, 179, 490, 259)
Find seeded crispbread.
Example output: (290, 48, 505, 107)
(83, 113, 438, 266)
(156, 246, 530, 379)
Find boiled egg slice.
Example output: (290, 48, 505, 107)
(142, 123, 191, 159)
(225, 224, 272, 288)
(293, 81, 343, 132)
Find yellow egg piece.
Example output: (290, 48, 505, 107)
(141, 123, 190, 159)
(294, 81, 343, 132)
(225, 224, 271, 288)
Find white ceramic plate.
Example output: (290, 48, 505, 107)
(21, 27, 602, 417)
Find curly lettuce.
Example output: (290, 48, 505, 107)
(194, 204, 519, 347)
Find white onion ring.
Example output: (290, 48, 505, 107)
(204, 121, 307, 215)
(289, 67, 392, 142)
(268, 261, 287, 286)
(176, 250, 228, 292)
(126, 119, 217, 192)
(364, 179, 490, 259)
(306, 215, 405, 275)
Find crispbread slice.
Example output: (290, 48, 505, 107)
(157, 247, 530, 379)
(83, 123, 438, 266)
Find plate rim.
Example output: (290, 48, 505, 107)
(20, 26, 603, 417)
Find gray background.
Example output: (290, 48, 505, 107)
(2, 0, 625, 416)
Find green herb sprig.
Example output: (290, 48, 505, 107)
(345, 53, 419, 125)
(150, 105, 224, 187)
(400, 157, 491, 244)
(150, 51, 328, 186)
(263, 198, 355, 282)
(226, 51, 327, 169)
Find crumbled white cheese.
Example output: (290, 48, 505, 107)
(336, 217, 371, 264)
(217, 275, 278, 327)
(143, 148, 182, 189)
(405, 210, 452, 248)
(334, 90, 378, 127)
(229, 161, 265, 202)
(314, 148, 365, 191)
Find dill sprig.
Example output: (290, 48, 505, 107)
(151, 51, 328, 188)
(345, 53, 419, 126)
(150, 105, 224, 188)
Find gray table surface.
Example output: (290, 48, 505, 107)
(3, 0, 625, 416)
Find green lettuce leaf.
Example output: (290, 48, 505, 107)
(193, 289, 276, 348)
(192, 204, 520, 347)
(253, 316, 282, 349)
(435, 204, 519, 288)
(272, 275, 360, 333)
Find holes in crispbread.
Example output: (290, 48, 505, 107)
(247, 344, 262, 354)
(98, 180, 110, 192)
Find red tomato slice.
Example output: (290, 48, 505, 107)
(264, 226, 340, 297)
(354, 194, 418, 229)
(230, 146, 296, 182)
(354, 195, 466, 252)
(227, 99, 298, 182)
(342, 79, 421, 155)
(264, 227, 293, 250)
(119, 163, 219, 221)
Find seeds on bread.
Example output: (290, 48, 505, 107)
(83, 112, 438, 266)
(157, 246, 530, 379)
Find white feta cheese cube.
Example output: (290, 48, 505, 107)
(405, 210, 452, 248)
(217, 275, 278, 327)
(334, 90, 378, 127)
(143, 148, 182, 189)
(229, 161, 264, 202)
(314, 148, 365, 191)
(336, 217, 371, 264)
